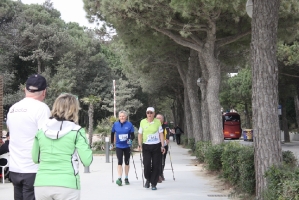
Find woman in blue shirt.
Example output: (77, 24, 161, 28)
(111, 111, 135, 186)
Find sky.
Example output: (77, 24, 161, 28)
(20, 0, 96, 28)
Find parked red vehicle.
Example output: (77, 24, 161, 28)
(223, 112, 242, 139)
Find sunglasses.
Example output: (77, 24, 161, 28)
(146, 112, 153, 114)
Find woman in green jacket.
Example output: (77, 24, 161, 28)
(32, 93, 93, 200)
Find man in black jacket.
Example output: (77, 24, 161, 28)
(156, 114, 170, 182)
(174, 125, 184, 145)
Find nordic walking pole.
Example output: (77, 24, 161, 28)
(110, 145, 114, 183)
(130, 148, 138, 180)
(168, 150, 175, 181)
(139, 150, 144, 187)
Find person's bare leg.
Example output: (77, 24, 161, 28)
(124, 165, 130, 184)
(125, 165, 129, 177)
(116, 165, 123, 186)
(118, 165, 123, 178)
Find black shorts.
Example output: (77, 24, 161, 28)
(116, 147, 131, 165)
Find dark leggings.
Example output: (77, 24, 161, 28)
(116, 147, 131, 165)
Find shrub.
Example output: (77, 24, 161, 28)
(279, 178, 299, 200)
(237, 145, 255, 195)
(188, 138, 195, 152)
(282, 150, 298, 167)
(263, 165, 299, 199)
(195, 141, 211, 163)
(131, 133, 138, 149)
(92, 140, 105, 151)
(181, 135, 188, 146)
(205, 143, 226, 171)
(95, 117, 115, 136)
(221, 142, 242, 186)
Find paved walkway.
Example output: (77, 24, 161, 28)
(280, 141, 299, 158)
(238, 139, 299, 158)
(1, 140, 231, 200)
(2, 139, 299, 200)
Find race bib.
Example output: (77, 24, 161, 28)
(119, 134, 128, 142)
(146, 134, 159, 143)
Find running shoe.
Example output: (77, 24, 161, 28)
(152, 185, 157, 190)
(116, 178, 122, 186)
(125, 178, 130, 185)
(158, 176, 162, 183)
(144, 180, 150, 188)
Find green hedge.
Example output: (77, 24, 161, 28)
(263, 165, 299, 199)
(263, 151, 299, 199)
(188, 138, 196, 152)
(221, 142, 242, 186)
(237, 145, 255, 195)
(204, 143, 225, 171)
(194, 141, 298, 197)
(282, 150, 298, 167)
(279, 178, 299, 200)
(181, 135, 188, 146)
(195, 141, 211, 163)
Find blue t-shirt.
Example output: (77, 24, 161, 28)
(111, 121, 135, 148)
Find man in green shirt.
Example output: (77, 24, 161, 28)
(138, 107, 165, 190)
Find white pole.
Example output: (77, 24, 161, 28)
(113, 80, 116, 118)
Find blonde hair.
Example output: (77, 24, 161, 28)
(51, 93, 79, 123)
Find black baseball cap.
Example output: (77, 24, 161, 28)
(26, 74, 47, 92)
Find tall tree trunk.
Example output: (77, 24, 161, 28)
(186, 49, 202, 141)
(172, 101, 177, 126)
(171, 100, 176, 127)
(245, 102, 251, 128)
(281, 97, 290, 142)
(251, 0, 282, 199)
(0, 75, 3, 138)
(154, 14, 250, 145)
(184, 88, 193, 139)
(294, 95, 299, 128)
(203, 51, 223, 145)
(172, 92, 179, 126)
(37, 57, 42, 74)
(198, 18, 223, 145)
(176, 92, 185, 129)
(176, 57, 193, 138)
(88, 103, 94, 147)
(198, 54, 210, 141)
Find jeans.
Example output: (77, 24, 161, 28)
(10, 172, 36, 200)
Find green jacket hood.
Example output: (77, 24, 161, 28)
(41, 118, 81, 140)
